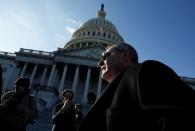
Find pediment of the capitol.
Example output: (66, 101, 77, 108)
(56, 46, 105, 60)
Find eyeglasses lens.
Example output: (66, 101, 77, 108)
(101, 52, 111, 60)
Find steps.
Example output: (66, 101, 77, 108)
(27, 108, 53, 131)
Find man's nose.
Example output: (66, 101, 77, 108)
(98, 59, 104, 67)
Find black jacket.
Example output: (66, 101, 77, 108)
(52, 102, 75, 131)
(78, 60, 195, 131)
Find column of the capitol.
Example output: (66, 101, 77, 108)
(72, 65, 80, 93)
(58, 64, 68, 97)
(47, 64, 56, 87)
(50, 69, 58, 87)
(30, 64, 38, 88)
(51, 69, 60, 89)
(5, 64, 16, 88)
(82, 67, 91, 103)
(20, 63, 28, 77)
(40, 66, 48, 86)
(9, 63, 22, 88)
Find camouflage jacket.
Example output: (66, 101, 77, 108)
(0, 90, 39, 128)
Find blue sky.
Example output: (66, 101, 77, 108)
(0, 0, 194, 78)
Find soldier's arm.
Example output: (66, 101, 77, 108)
(0, 91, 17, 109)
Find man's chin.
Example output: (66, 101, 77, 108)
(102, 74, 109, 82)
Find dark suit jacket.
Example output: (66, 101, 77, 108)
(78, 60, 195, 131)
(52, 102, 75, 131)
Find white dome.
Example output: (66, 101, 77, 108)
(64, 3, 124, 50)
(81, 18, 119, 34)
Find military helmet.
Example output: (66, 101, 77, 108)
(14, 77, 30, 87)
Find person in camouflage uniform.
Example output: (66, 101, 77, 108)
(0, 77, 38, 131)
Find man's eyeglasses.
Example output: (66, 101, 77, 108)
(100, 48, 126, 61)
(101, 52, 112, 61)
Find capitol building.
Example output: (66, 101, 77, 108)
(0, 3, 195, 131)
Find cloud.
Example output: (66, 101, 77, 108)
(66, 26, 76, 35)
(65, 18, 83, 35)
(66, 18, 82, 27)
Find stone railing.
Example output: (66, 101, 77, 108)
(19, 48, 54, 58)
(0, 51, 16, 57)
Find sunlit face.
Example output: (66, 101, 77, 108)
(98, 46, 125, 83)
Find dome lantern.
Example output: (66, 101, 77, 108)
(97, 3, 106, 18)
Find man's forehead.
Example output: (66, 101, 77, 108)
(105, 46, 116, 52)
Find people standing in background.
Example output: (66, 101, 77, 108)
(51, 89, 75, 131)
(74, 103, 83, 130)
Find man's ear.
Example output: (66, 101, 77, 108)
(122, 51, 131, 64)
